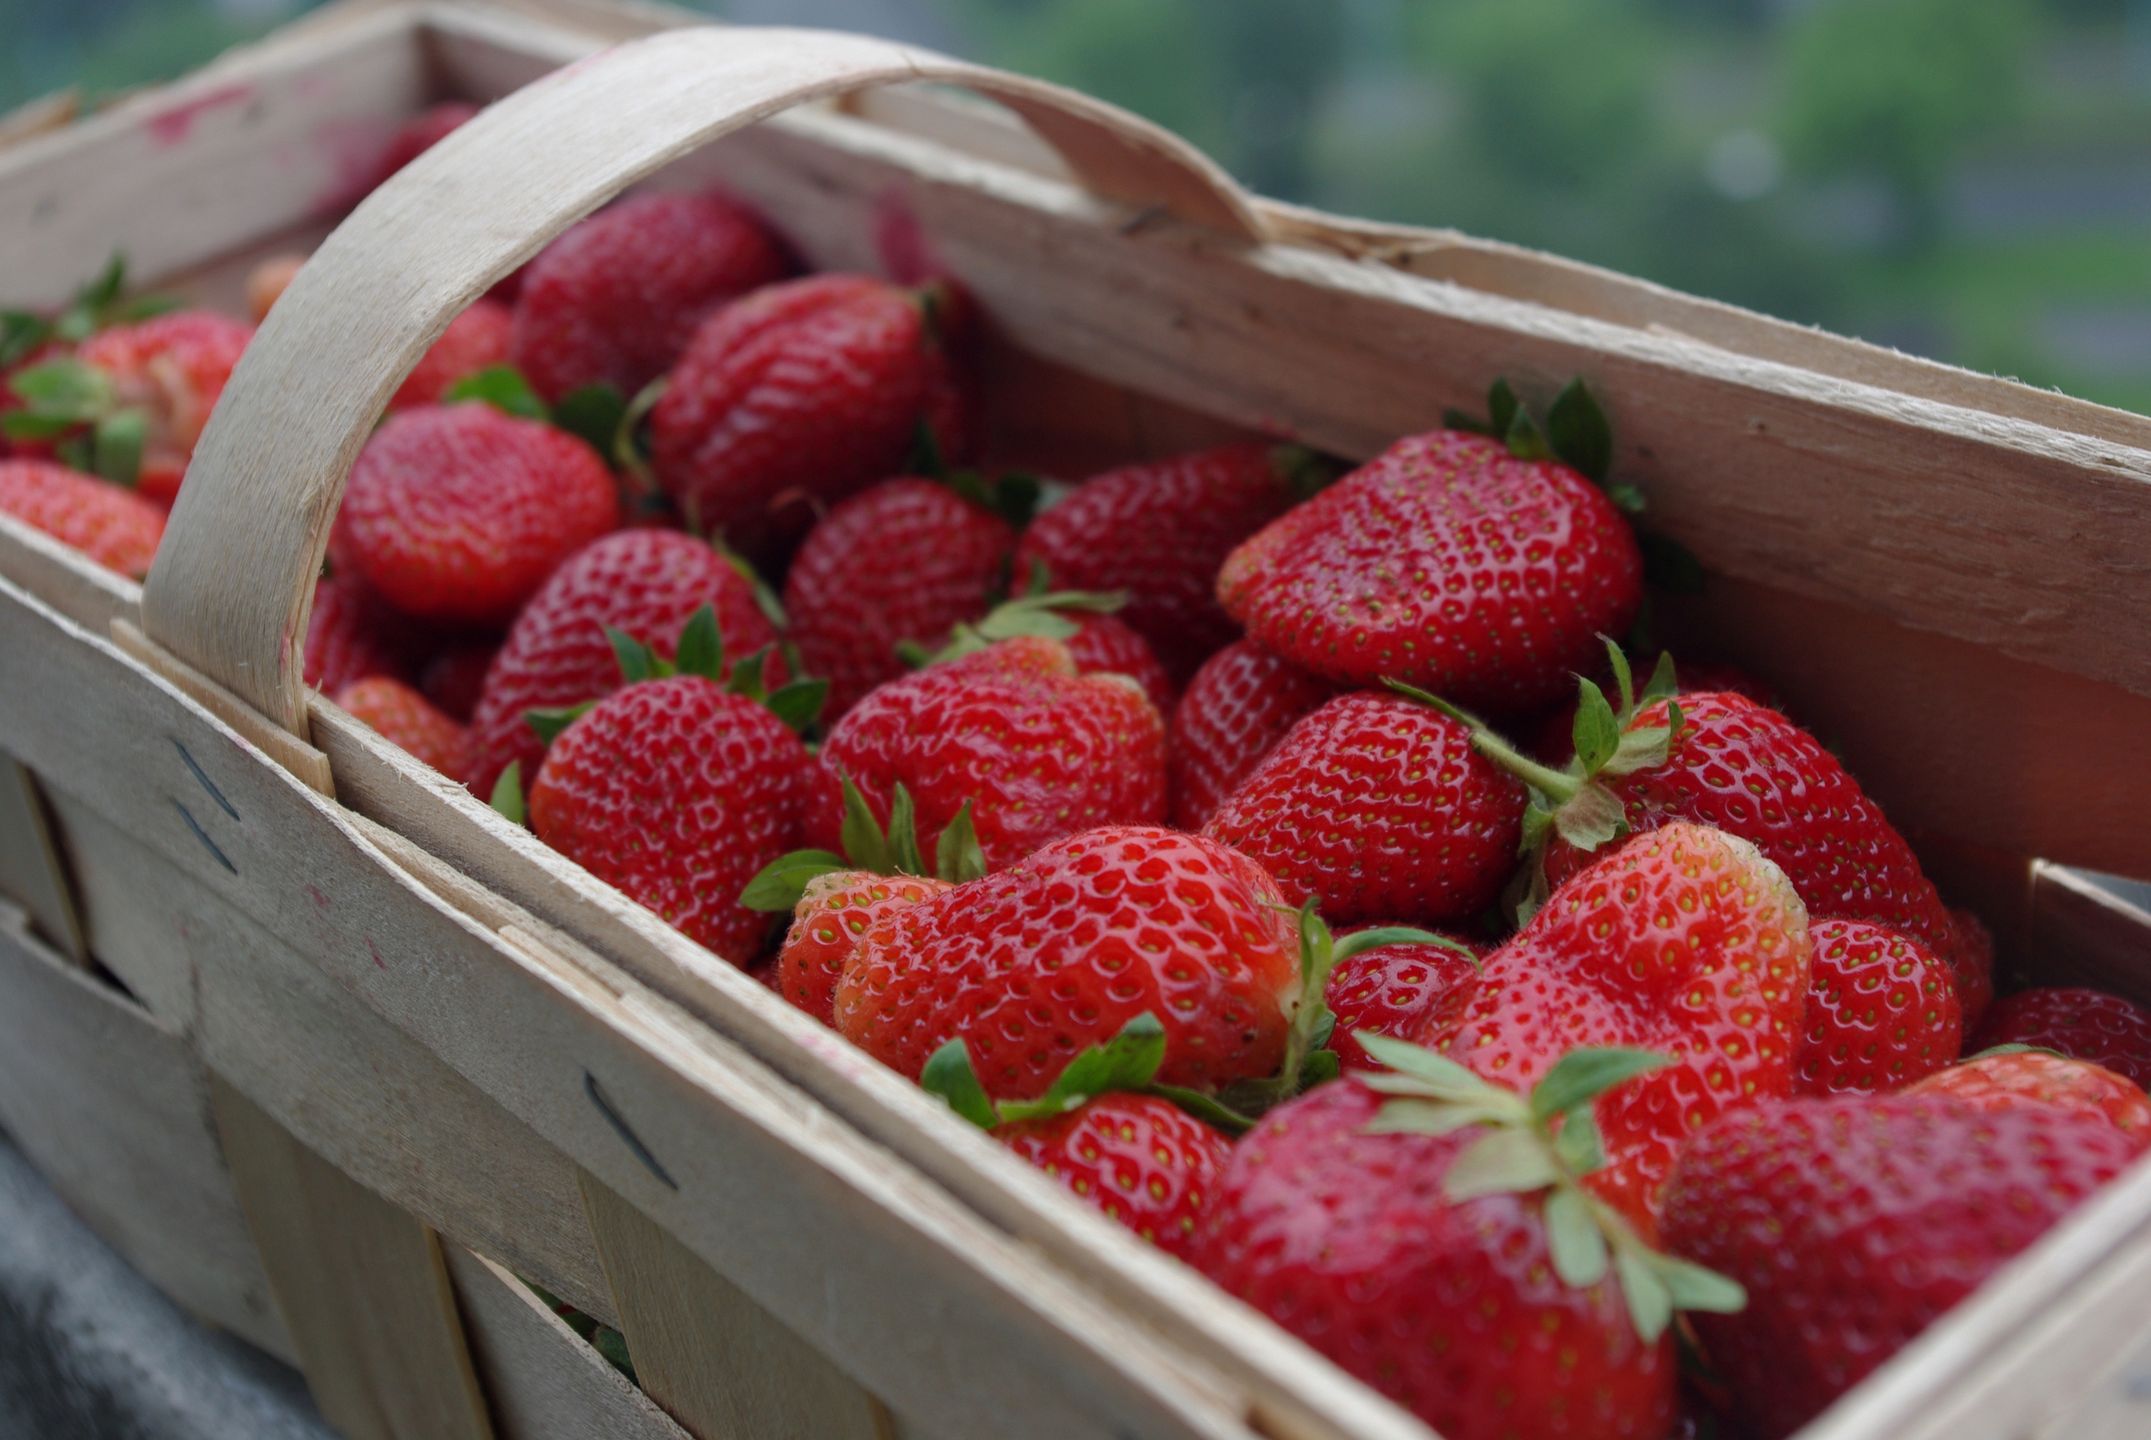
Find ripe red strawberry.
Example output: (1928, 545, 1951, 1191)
(1013, 442, 1317, 683)
(1192, 1075, 1697, 1440)
(1425, 823, 1812, 1234)
(244, 252, 305, 321)
(836, 826, 1298, 1097)
(511, 191, 791, 405)
(1972, 986, 2151, 1088)
(1913, 1050, 2151, 1137)
(807, 637, 1165, 873)
(649, 274, 966, 553)
(334, 676, 470, 776)
(303, 574, 414, 694)
(1202, 690, 1523, 925)
(1219, 427, 1642, 712)
(389, 300, 513, 412)
(1794, 918, 1961, 1095)
(782, 477, 1014, 719)
(329, 403, 618, 626)
(463, 529, 783, 798)
(1663, 1095, 2147, 1439)
(1510, 688, 1960, 975)
(773, 870, 951, 1025)
(1947, 906, 1996, 1031)
(15, 311, 254, 506)
(530, 674, 812, 963)
(370, 101, 479, 186)
(998, 1096, 1231, 1259)
(1325, 927, 1482, 1070)
(1061, 610, 1175, 719)
(0, 459, 163, 577)
(1167, 640, 1337, 829)
(417, 640, 497, 722)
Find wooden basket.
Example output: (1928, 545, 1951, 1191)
(4, 4, 2150, 1438)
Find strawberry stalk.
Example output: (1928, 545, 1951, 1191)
(1355, 1034, 1746, 1341)
(896, 585, 1130, 669)
(740, 777, 987, 912)
(923, 1012, 1171, 1128)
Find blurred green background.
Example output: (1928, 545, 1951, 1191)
(7, 0, 2151, 414)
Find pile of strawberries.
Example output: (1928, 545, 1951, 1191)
(9, 99, 2151, 1440)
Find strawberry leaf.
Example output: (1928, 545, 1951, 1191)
(1529, 1048, 1669, 1125)
(886, 783, 928, 877)
(906, 415, 949, 478)
(9, 357, 112, 420)
(1545, 378, 1613, 484)
(0, 311, 52, 369)
(1617, 1246, 1674, 1343)
(674, 604, 725, 683)
(1552, 1107, 1606, 1174)
(837, 776, 892, 875)
(740, 849, 848, 912)
(1571, 680, 1621, 774)
(605, 626, 662, 686)
(488, 761, 526, 826)
(1639, 531, 1707, 594)
(1147, 1082, 1257, 1136)
(554, 383, 626, 459)
(1551, 782, 1627, 850)
(1604, 636, 1636, 715)
(1504, 405, 1552, 462)
(1639, 650, 1680, 705)
(1352, 1033, 1500, 1097)
(1444, 1127, 1559, 1201)
(1487, 378, 1521, 438)
(1545, 1186, 1611, 1288)
(445, 365, 548, 421)
(525, 701, 593, 746)
(1332, 924, 1471, 966)
(1272, 443, 1347, 501)
(997, 1012, 1167, 1123)
(725, 647, 770, 701)
(1650, 1253, 1746, 1315)
(764, 678, 828, 735)
(933, 800, 987, 884)
(919, 1038, 998, 1129)
(89, 409, 145, 488)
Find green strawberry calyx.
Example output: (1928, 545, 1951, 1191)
(1386, 638, 1685, 915)
(3, 358, 150, 488)
(923, 1012, 1171, 1129)
(739, 774, 988, 912)
(523, 602, 829, 747)
(906, 417, 1042, 529)
(898, 581, 1131, 669)
(1356, 1036, 1747, 1342)
(1270, 442, 1347, 501)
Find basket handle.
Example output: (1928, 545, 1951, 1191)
(141, 25, 1265, 735)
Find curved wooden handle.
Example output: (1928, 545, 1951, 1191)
(141, 26, 1264, 734)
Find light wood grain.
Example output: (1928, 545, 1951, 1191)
(445, 1247, 689, 1440)
(582, 1171, 898, 1440)
(42, 789, 617, 1324)
(0, 754, 86, 961)
(2025, 864, 2151, 1005)
(0, 900, 286, 1357)
(211, 1076, 500, 1440)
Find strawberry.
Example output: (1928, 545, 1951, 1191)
(924, 1015, 1233, 1257)
(416, 640, 497, 722)
(648, 274, 966, 553)
(0, 459, 163, 577)
(1167, 640, 1337, 829)
(1947, 906, 1996, 1031)
(528, 629, 815, 964)
(770, 870, 953, 1025)
(1972, 986, 2151, 1088)
(462, 529, 782, 798)
(1202, 689, 1524, 925)
(1013, 442, 1324, 683)
(389, 300, 513, 412)
(244, 253, 306, 321)
(781, 476, 1017, 719)
(334, 676, 470, 776)
(329, 403, 618, 626)
(1794, 918, 1961, 1095)
(1060, 609, 1175, 719)
(1456, 650, 1962, 970)
(303, 574, 415, 694)
(1192, 1052, 1745, 1440)
(997, 1095, 1230, 1259)
(511, 191, 792, 405)
(806, 636, 1165, 873)
(370, 101, 479, 186)
(1913, 1049, 2151, 1137)
(1662, 1095, 2147, 1439)
(1325, 926, 1482, 1070)
(3, 256, 182, 453)
(835, 825, 1299, 1098)
(7, 310, 252, 505)
(1218, 423, 1641, 712)
(1423, 822, 1812, 1234)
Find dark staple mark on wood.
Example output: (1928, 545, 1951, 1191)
(170, 737, 239, 820)
(585, 1071, 678, 1191)
(1117, 203, 1167, 236)
(171, 800, 237, 875)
